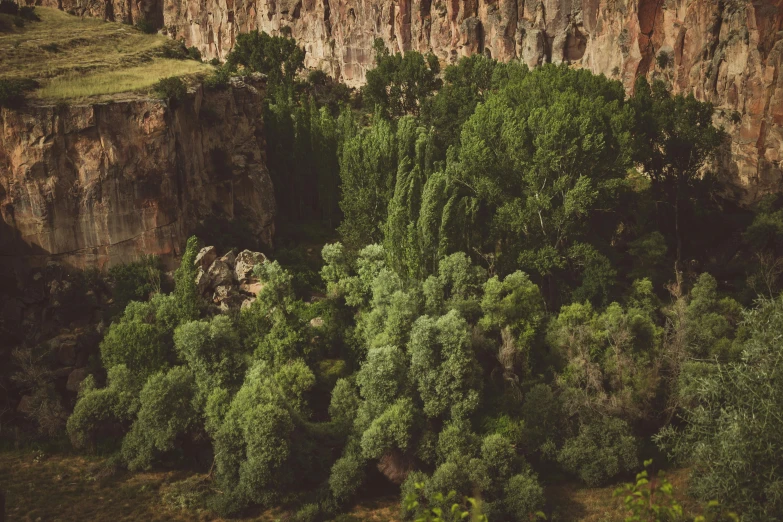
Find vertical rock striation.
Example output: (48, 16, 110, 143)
(0, 77, 275, 270)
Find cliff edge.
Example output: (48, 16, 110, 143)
(0, 77, 275, 270)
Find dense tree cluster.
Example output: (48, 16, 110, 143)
(55, 35, 783, 521)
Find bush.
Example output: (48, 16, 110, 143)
(108, 255, 163, 314)
(657, 296, 783, 519)
(121, 366, 198, 470)
(187, 46, 202, 61)
(0, 0, 18, 15)
(656, 50, 672, 69)
(134, 19, 156, 34)
(18, 5, 36, 19)
(558, 416, 638, 486)
(99, 297, 175, 380)
(329, 454, 365, 501)
(0, 78, 37, 108)
(504, 472, 545, 521)
(153, 76, 187, 101)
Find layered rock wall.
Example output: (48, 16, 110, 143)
(0, 77, 275, 270)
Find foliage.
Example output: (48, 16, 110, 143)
(153, 76, 186, 100)
(121, 366, 199, 470)
(364, 38, 441, 118)
(656, 295, 783, 520)
(107, 255, 163, 314)
(558, 416, 638, 486)
(0, 78, 37, 108)
(226, 30, 304, 89)
(134, 19, 156, 34)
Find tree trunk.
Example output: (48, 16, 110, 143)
(674, 178, 683, 278)
(1, 488, 5, 522)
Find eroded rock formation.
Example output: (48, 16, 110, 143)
(0, 76, 275, 270)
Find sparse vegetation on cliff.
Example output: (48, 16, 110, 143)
(0, 8, 210, 101)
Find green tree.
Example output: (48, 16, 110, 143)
(226, 30, 305, 90)
(364, 39, 441, 118)
(656, 295, 783, 520)
(630, 78, 724, 274)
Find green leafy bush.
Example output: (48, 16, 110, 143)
(0, 78, 37, 108)
(558, 416, 638, 486)
(153, 76, 187, 101)
(134, 19, 156, 34)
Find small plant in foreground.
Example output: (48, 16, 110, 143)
(404, 482, 488, 522)
(615, 460, 739, 522)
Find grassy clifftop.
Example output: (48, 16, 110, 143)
(0, 8, 211, 101)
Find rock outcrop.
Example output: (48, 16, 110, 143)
(194, 246, 268, 311)
(0, 76, 276, 271)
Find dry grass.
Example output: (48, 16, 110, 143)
(546, 468, 701, 522)
(0, 449, 698, 521)
(38, 60, 210, 99)
(0, 8, 211, 101)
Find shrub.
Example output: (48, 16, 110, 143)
(121, 366, 199, 470)
(66, 366, 140, 448)
(209, 57, 221, 66)
(134, 19, 156, 34)
(160, 39, 189, 59)
(99, 297, 176, 380)
(108, 255, 163, 313)
(153, 76, 187, 101)
(558, 416, 638, 486)
(18, 5, 36, 20)
(656, 296, 783, 519)
(0, 0, 18, 15)
(0, 78, 37, 108)
(504, 472, 545, 521)
(329, 454, 365, 501)
(656, 50, 672, 69)
(187, 46, 202, 61)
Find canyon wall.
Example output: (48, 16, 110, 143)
(0, 76, 275, 271)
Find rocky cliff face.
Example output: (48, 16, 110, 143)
(0, 76, 275, 271)
(157, 0, 781, 200)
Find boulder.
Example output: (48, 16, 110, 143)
(239, 280, 264, 296)
(50, 334, 78, 366)
(235, 250, 267, 283)
(194, 246, 218, 270)
(66, 368, 89, 392)
(207, 259, 234, 287)
(195, 267, 210, 294)
(309, 317, 324, 328)
(220, 251, 237, 268)
(212, 285, 237, 302)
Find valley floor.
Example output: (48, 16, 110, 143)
(0, 449, 696, 521)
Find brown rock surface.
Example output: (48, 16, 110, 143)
(0, 77, 275, 270)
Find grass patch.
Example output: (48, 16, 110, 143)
(38, 60, 208, 100)
(0, 7, 211, 101)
